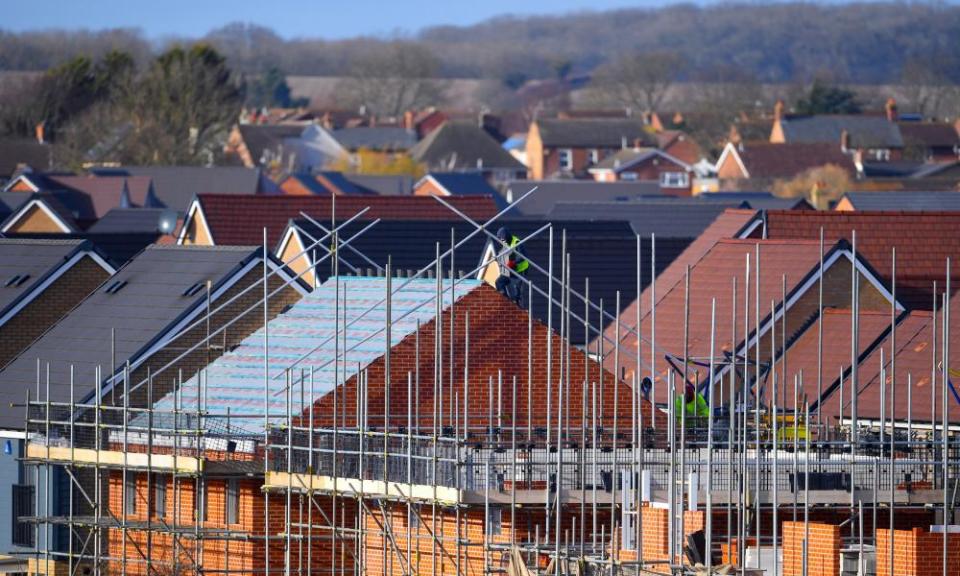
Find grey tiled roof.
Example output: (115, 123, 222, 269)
(89, 166, 269, 213)
(841, 191, 960, 211)
(545, 200, 744, 238)
(535, 119, 656, 148)
(0, 239, 92, 323)
(0, 245, 267, 429)
(409, 121, 525, 171)
(779, 115, 904, 148)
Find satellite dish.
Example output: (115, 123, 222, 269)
(157, 209, 178, 235)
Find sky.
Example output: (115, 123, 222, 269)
(7, 0, 659, 40)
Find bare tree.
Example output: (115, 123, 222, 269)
(590, 51, 685, 113)
(336, 42, 448, 117)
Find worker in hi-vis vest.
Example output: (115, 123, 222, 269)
(495, 226, 529, 306)
(675, 383, 710, 421)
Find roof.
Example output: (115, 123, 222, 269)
(697, 191, 811, 210)
(779, 115, 904, 148)
(624, 238, 833, 403)
(6, 174, 158, 223)
(0, 245, 274, 429)
(89, 166, 269, 213)
(149, 276, 482, 434)
(409, 120, 525, 171)
(544, 199, 744, 238)
(193, 193, 500, 247)
(1, 231, 160, 266)
(0, 140, 51, 177)
(480, 220, 691, 346)
(290, 219, 491, 281)
(840, 191, 960, 211)
(534, 119, 655, 148)
(87, 208, 168, 234)
(421, 173, 500, 197)
(332, 127, 417, 151)
(237, 124, 305, 165)
(505, 181, 664, 217)
(314, 172, 372, 195)
(0, 191, 32, 220)
(0, 239, 105, 325)
(592, 147, 688, 171)
(725, 142, 857, 179)
(760, 210, 960, 310)
(595, 208, 758, 354)
(898, 122, 960, 149)
(341, 174, 413, 196)
(0, 192, 81, 232)
(775, 307, 896, 421)
(849, 306, 960, 423)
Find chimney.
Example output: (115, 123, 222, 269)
(885, 97, 898, 122)
(774, 100, 785, 123)
(621, 136, 628, 149)
(35, 121, 45, 144)
(840, 129, 850, 153)
(403, 110, 414, 130)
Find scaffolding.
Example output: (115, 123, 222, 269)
(19, 190, 960, 576)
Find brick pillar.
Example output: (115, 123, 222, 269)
(782, 521, 840, 576)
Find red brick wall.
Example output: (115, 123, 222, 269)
(782, 521, 841, 576)
(302, 284, 662, 432)
(877, 527, 960, 576)
(616, 504, 704, 563)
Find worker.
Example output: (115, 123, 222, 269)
(495, 226, 529, 306)
(675, 383, 710, 422)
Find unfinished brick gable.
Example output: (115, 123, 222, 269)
(877, 527, 960, 576)
(782, 521, 841, 576)
(303, 283, 660, 431)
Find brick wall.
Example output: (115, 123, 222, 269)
(301, 283, 662, 432)
(619, 504, 704, 563)
(0, 256, 109, 367)
(877, 527, 960, 576)
(782, 521, 841, 576)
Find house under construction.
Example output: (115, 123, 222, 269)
(17, 194, 960, 576)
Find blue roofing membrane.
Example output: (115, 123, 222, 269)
(149, 276, 481, 435)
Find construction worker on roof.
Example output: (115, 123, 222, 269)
(675, 383, 710, 421)
(495, 226, 529, 307)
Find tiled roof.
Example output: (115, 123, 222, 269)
(409, 120, 525, 171)
(0, 245, 272, 429)
(760, 210, 960, 310)
(779, 115, 903, 149)
(606, 237, 830, 403)
(332, 127, 417, 151)
(46, 175, 157, 221)
(505, 181, 664, 216)
(87, 208, 167, 234)
(535, 119, 656, 148)
(734, 142, 857, 178)
(840, 191, 960, 211)
(597, 209, 757, 355)
(150, 276, 482, 434)
(897, 122, 959, 149)
(89, 166, 270, 213)
(544, 199, 745, 238)
(849, 306, 960, 423)
(196, 193, 500, 247)
(2, 231, 159, 266)
(0, 239, 93, 321)
(775, 307, 896, 421)
(0, 140, 51, 177)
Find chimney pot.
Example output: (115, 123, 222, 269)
(774, 100, 785, 123)
(885, 97, 898, 122)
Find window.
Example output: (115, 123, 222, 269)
(620, 171, 638, 181)
(485, 506, 502, 537)
(11, 484, 34, 547)
(154, 475, 167, 518)
(660, 172, 690, 188)
(558, 148, 573, 171)
(104, 280, 128, 294)
(589, 149, 600, 165)
(124, 476, 137, 515)
(182, 282, 205, 298)
(4, 274, 30, 288)
(225, 479, 239, 524)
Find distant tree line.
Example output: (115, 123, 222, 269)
(3, 4, 960, 86)
(0, 44, 243, 167)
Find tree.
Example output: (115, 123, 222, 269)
(123, 44, 243, 165)
(589, 51, 685, 112)
(794, 79, 861, 115)
(772, 164, 852, 209)
(245, 67, 307, 108)
(336, 42, 447, 117)
(327, 149, 425, 178)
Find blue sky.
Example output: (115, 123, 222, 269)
(7, 0, 660, 39)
